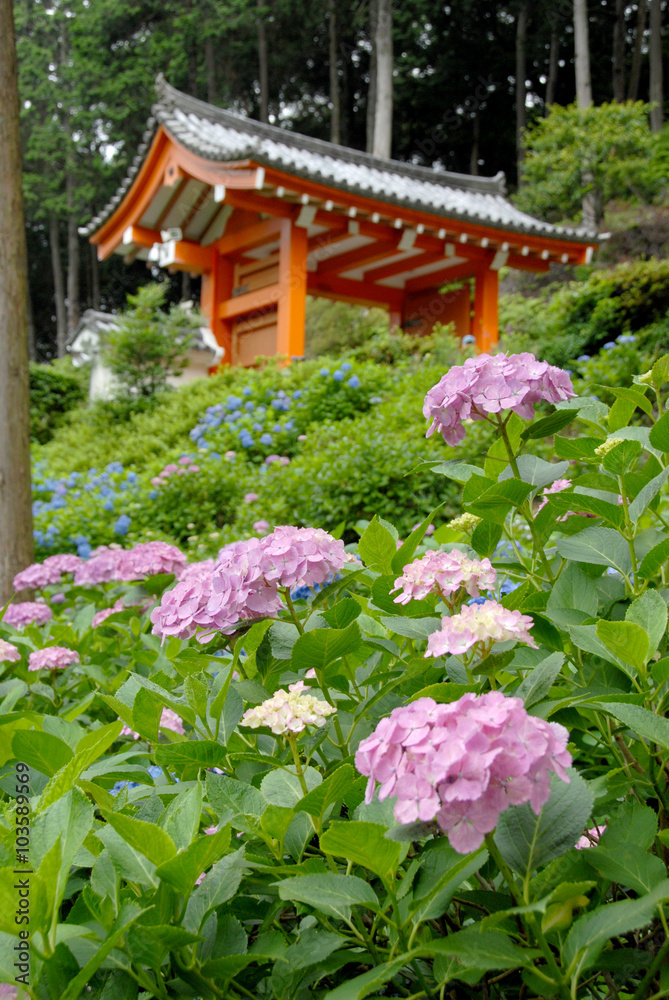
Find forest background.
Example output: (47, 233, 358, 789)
(16, 0, 668, 364)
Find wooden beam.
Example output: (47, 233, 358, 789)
(201, 252, 233, 365)
(316, 239, 400, 276)
(219, 282, 281, 319)
(506, 252, 550, 273)
(157, 240, 214, 273)
(365, 250, 444, 284)
(404, 260, 480, 293)
(472, 268, 499, 352)
(308, 272, 404, 310)
(277, 220, 307, 356)
(215, 217, 283, 257)
(122, 224, 161, 249)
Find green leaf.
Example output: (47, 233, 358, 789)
(155, 740, 228, 770)
(323, 955, 420, 1000)
(155, 827, 232, 893)
(408, 683, 477, 704)
(602, 438, 642, 473)
(596, 621, 649, 671)
(261, 766, 321, 806)
(60, 903, 148, 1000)
(291, 622, 362, 671)
(410, 840, 487, 922)
(548, 493, 623, 528)
(36, 721, 124, 812)
(548, 564, 598, 618)
(554, 436, 601, 461)
(268, 621, 300, 659)
(595, 385, 653, 417)
(521, 409, 577, 440)
(515, 652, 565, 708)
(555, 527, 632, 574)
(495, 771, 594, 876)
(430, 460, 482, 483)
(638, 539, 669, 579)
(499, 456, 570, 488)
(322, 599, 362, 630)
(277, 873, 379, 920)
(628, 466, 669, 523)
(11, 731, 73, 777)
(320, 821, 401, 882)
(466, 479, 534, 525)
(471, 519, 503, 558)
(649, 409, 669, 452)
(379, 616, 442, 641)
(184, 846, 248, 933)
(426, 927, 540, 971)
(563, 880, 669, 975)
(358, 516, 397, 574)
(585, 846, 666, 895)
(294, 764, 357, 819)
(101, 812, 177, 867)
(587, 701, 669, 749)
(626, 590, 667, 657)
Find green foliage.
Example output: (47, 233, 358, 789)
(29, 362, 86, 444)
(516, 102, 655, 226)
(304, 298, 390, 358)
(103, 283, 200, 401)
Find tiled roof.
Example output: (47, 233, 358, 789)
(81, 77, 596, 243)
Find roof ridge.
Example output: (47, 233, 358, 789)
(154, 75, 508, 198)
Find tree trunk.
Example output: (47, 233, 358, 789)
(0, 0, 34, 602)
(328, 0, 340, 144)
(205, 36, 216, 103)
(181, 271, 192, 302)
(650, 0, 663, 131)
(612, 0, 626, 101)
(366, 0, 378, 153)
(50, 213, 67, 357)
(574, 0, 596, 230)
(545, 27, 559, 111)
(628, 0, 647, 101)
(574, 0, 593, 107)
(90, 243, 100, 310)
(515, 1, 528, 181)
(67, 209, 80, 336)
(372, 0, 393, 157)
(257, 0, 269, 123)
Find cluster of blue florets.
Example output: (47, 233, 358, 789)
(577, 332, 637, 362)
(188, 384, 303, 457)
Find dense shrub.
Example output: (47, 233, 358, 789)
(29, 362, 86, 443)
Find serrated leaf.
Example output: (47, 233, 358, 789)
(515, 652, 565, 708)
(626, 590, 667, 657)
(155, 740, 228, 770)
(499, 456, 570, 488)
(11, 731, 73, 777)
(495, 771, 594, 876)
(358, 516, 397, 574)
(638, 539, 669, 579)
(587, 701, 669, 749)
(555, 527, 632, 574)
(521, 409, 577, 440)
(320, 821, 401, 882)
(548, 563, 598, 618)
(596, 621, 649, 671)
(276, 873, 378, 920)
(471, 519, 503, 558)
(155, 827, 232, 893)
(628, 466, 669, 523)
(294, 764, 357, 819)
(322, 599, 362, 630)
(100, 812, 177, 867)
(649, 409, 669, 452)
(379, 616, 441, 640)
(291, 622, 362, 671)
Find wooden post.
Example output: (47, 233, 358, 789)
(0, 0, 34, 602)
(277, 220, 307, 358)
(200, 251, 233, 367)
(389, 307, 402, 331)
(472, 269, 499, 353)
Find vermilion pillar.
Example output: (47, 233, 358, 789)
(472, 268, 499, 353)
(201, 250, 233, 367)
(277, 220, 307, 357)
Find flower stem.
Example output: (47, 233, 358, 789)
(287, 733, 310, 796)
(284, 589, 304, 634)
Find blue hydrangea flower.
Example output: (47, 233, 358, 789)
(244, 401, 255, 411)
(292, 389, 302, 399)
(77, 542, 92, 559)
(577, 355, 590, 362)
(260, 433, 273, 445)
(273, 423, 282, 433)
(243, 386, 253, 396)
(127, 471, 137, 483)
(253, 423, 263, 432)
(149, 490, 158, 499)
(333, 370, 345, 382)
(603, 341, 616, 350)
(319, 368, 330, 376)
(341, 361, 352, 372)
(348, 375, 361, 389)
(617, 334, 636, 344)
(114, 514, 131, 536)
(103, 499, 115, 512)
(467, 596, 487, 606)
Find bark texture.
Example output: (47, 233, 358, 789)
(50, 213, 67, 357)
(612, 0, 626, 101)
(0, 0, 34, 602)
(650, 0, 664, 131)
(372, 0, 393, 158)
(515, 1, 528, 180)
(545, 27, 559, 110)
(628, 0, 647, 101)
(328, 0, 340, 144)
(257, 0, 269, 123)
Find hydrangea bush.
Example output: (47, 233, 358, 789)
(2, 352, 669, 999)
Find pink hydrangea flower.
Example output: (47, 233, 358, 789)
(74, 542, 186, 585)
(0, 639, 21, 663)
(393, 549, 496, 605)
(179, 558, 215, 582)
(3, 602, 53, 628)
(355, 692, 572, 853)
(253, 520, 271, 533)
(13, 561, 62, 592)
(426, 600, 536, 658)
(179, 456, 191, 465)
(163, 464, 179, 474)
(575, 824, 606, 849)
(151, 477, 162, 487)
(244, 493, 259, 503)
(424, 353, 575, 446)
(258, 525, 346, 590)
(536, 478, 572, 512)
(204, 825, 218, 835)
(188, 465, 200, 473)
(241, 681, 336, 735)
(28, 646, 80, 671)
